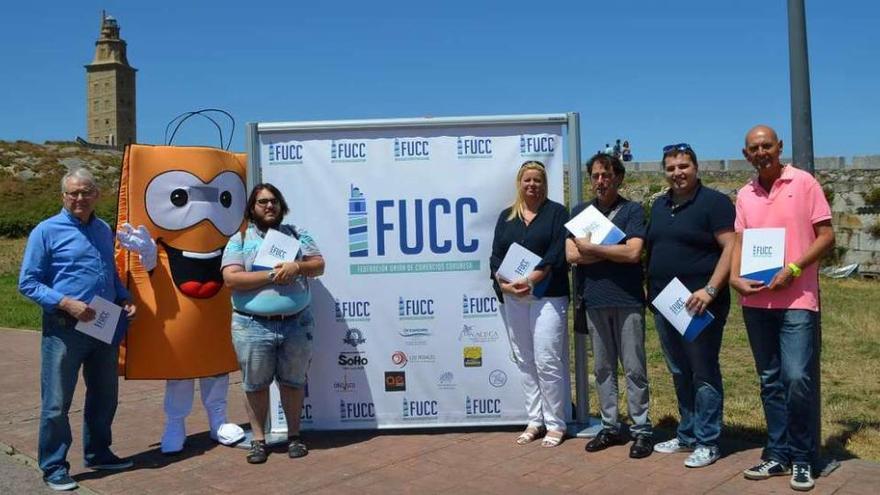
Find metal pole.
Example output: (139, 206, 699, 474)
(566, 112, 601, 437)
(788, 0, 837, 475)
(788, 0, 815, 174)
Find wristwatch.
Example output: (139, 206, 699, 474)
(267, 270, 277, 283)
(704, 285, 718, 298)
(788, 263, 803, 278)
(526, 278, 535, 291)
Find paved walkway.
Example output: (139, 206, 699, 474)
(1, 327, 875, 494)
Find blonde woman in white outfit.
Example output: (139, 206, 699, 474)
(490, 161, 571, 448)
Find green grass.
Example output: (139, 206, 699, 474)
(2, 236, 878, 461)
(574, 277, 880, 462)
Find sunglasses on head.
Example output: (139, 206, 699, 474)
(662, 143, 693, 154)
(520, 160, 545, 169)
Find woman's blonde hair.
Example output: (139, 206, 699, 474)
(506, 161, 548, 221)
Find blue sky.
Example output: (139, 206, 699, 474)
(1, 1, 878, 161)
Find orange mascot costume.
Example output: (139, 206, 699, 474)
(115, 143, 247, 453)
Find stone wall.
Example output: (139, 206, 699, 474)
(609, 158, 880, 274)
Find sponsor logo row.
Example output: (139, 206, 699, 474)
(335, 294, 499, 322)
(265, 135, 557, 164)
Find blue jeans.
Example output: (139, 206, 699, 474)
(742, 307, 819, 465)
(654, 312, 726, 448)
(39, 313, 120, 480)
(231, 308, 314, 392)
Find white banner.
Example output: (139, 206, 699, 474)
(257, 123, 567, 430)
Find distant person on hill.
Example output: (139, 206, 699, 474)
(613, 139, 622, 159)
(622, 140, 633, 162)
(604, 143, 614, 155)
(730, 125, 834, 492)
(19, 168, 136, 491)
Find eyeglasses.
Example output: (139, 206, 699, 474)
(63, 190, 96, 199)
(256, 198, 279, 206)
(662, 143, 693, 154)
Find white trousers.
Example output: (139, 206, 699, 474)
(502, 296, 570, 431)
(164, 374, 229, 435)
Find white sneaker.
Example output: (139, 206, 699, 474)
(160, 420, 186, 454)
(684, 446, 720, 468)
(653, 438, 695, 454)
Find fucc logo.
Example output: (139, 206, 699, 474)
(466, 396, 502, 417)
(519, 135, 556, 156)
(462, 294, 499, 318)
(335, 298, 371, 322)
(331, 140, 367, 162)
(346, 184, 479, 258)
(267, 142, 304, 164)
(457, 137, 493, 159)
(394, 137, 430, 160)
(339, 399, 375, 422)
(402, 396, 439, 420)
(399, 297, 435, 320)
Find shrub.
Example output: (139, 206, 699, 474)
(867, 220, 880, 240)
(864, 187, 880, 207)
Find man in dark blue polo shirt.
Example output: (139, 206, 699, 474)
(566, 153, 653, 459)
(646, 143, 735, 468)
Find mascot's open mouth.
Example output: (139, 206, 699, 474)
(158, 240, 224, 299)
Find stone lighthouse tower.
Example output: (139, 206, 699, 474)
(85, 11, 136, 149)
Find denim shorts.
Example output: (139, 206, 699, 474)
(231, 308, 314, 392)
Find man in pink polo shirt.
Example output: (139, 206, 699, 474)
(730, 125, 834, 492)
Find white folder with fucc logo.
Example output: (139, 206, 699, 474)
(740, 228, 785, 285)
(497, 242, 549, 298)
(651, 277, 714, 342)
(253, 228, 301, 270)
(75, 295, 124, 345)
(564, 204, 626, 245)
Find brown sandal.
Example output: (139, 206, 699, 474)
(516, 425, 546, 445)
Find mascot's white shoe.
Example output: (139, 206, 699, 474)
(160, 420, 186, 454)
(215, 423, 245, 446)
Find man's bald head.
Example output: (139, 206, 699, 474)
(744, 125, 779, 147)
(743, 124, 783, 172)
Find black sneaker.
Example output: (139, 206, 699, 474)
(743, 459, 790, 480)
(629, 436, 654, 459)
(44, 473, 78, 491)
(584, 429, 626, 452)
(288, 436, 308, 458)
(246, 440, 268, 464)
(790, 462, 815, 491)
(85, 453, 134, 470)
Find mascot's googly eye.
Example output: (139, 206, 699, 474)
(146, 170, 246, 236)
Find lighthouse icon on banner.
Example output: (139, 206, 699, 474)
(348, 184, 368, 257)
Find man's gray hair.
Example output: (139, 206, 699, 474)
(61, 167, 98, 193)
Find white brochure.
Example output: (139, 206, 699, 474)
(740, 228, 786, 285)
(565, 204, 626, 245)
(497, 242, 541, 283)
(75, 295, 123, 345)
(651, 277, 714, 342)
(253, 228, 301, 270)
(497, 242, 549, 298)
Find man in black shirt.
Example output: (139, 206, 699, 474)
(567, 153, 653, 458)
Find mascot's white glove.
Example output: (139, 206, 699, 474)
(117, 223, 158, 271)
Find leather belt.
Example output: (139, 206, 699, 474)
(233, 309, 301, 321)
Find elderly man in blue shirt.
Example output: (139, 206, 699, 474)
(19, 168, 136, 492)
